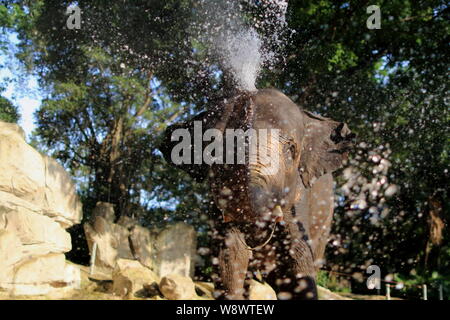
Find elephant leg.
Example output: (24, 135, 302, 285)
(216, 225, 251, 300)
(307, 173, 334, 269)
(267, 208, 318, 300)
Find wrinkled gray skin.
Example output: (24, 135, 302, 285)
(160, 88, 354, 300)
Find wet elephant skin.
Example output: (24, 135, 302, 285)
(159, 88, 354, 299)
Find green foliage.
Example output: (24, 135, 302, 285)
(316, 271, 351, 294)
(0, 95, 19, 123)
(316, 270, 330, 288)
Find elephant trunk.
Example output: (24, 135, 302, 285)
(247, 133, 285, 223)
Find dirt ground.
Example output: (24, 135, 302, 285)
(0, 263, 396, 300)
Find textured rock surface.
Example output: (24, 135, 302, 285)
(42, 156, 83, 228)
(8, 254, 67, 296)
(84, 205, 197, 279)
(248, 280, 277, 300)
(84, 209, 134, 275)
(129, 225, 155, 270)
(194, 281, 215, 299)
(0, 121, 83, 296)
(152, 222, 197, 278)
(0, 124, 46, 205)
(0, 121, 82, 228)
(112, 259, 159, 298)
(159, 274, 197, 300)
(1, 206, 71, 253)
(14, 253, 66, 283)
(63, 263, 82, 290)
(0, 230, 23, 286)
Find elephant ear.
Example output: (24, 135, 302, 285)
(158, 109, 221, 182)
(299, 111, 355, 187)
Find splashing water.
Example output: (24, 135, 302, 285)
(82, 1, 290, 94)
(218, 28, 262, 91)
(197, 0, 290, 91)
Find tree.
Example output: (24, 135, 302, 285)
(3, 0, 206, 218)
(2, 0, 213, 264)
(0, 95, 19, 123)
(0, 4, 20, 124)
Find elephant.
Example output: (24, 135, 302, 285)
(159, 88, 354, 300)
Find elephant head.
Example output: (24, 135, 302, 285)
(160, 88, 354, 225)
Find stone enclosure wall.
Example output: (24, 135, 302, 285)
(0, 121, 199, 298)
(0, 121, 82, 295)
(84, 202, 197, 279)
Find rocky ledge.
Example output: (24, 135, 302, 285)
(0, 121, 82, 296)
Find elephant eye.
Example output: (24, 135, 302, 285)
(283, 141, 297, 161)
(288, 144, 297, 160)
(280, 134, 297, 161)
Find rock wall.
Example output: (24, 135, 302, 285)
(0, 121, 82, 296)
(85, 202, 197, 279)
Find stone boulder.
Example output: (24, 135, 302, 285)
(248, 280, 277, 300)
(112, 259, 159, 298)
(194, 281, 215, 299)
(152, 223, 197, 278)
(129, 225, 155, 269)
(84, 203, 134, 275)
(0, 121, 83, 296)
(159, 274, 197, 300)
(84, 204, 197, 279)
(129, 222, 197, 278)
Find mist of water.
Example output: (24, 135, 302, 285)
(197, 0, 289, 91)
(217, 28, 262, 91)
